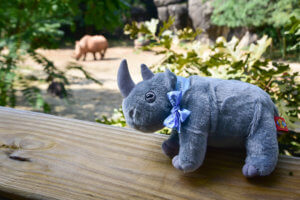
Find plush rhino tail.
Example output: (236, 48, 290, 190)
(248, 100, 262, 137)
(273, 103, 279, 117)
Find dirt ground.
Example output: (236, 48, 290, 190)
(16, 47, 163, 121)
(16, 46, 299, 123)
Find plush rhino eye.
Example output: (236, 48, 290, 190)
(145, 91, 156, 103)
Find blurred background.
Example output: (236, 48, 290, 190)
(0, 0, 299, 156)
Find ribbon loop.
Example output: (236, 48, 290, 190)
(163, 90, 191, 132)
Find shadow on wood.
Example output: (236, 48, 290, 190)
(0, 107, 299, 200)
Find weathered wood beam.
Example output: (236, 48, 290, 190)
(0, 107, 299, 200)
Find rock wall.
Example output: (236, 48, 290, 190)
(154, 0, 189, 30)
(188, 0, 229, 42)
(130, 0, 158, 22)
(153, 0, 256, 44)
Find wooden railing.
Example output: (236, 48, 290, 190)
(0, 107, 299, 200)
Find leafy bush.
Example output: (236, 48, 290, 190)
(211, 0, 299, 28)
(210, 0, 300, 59)
(99, 18, 300, 156)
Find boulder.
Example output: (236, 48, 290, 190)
(227, 27, 248, 41)
(188, 0, 213, 31)
(154, 0, 186, 7)
(188, 0, 230, 42)
(167, 3, 188, 29)
(131, 6, 149, 22)
(155, 0, 188, 30)
(157, 6, 169, 22)
(130, 1, 158, 22)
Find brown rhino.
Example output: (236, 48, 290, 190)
(74, 35, 108, 61)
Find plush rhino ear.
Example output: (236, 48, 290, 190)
(165, 69, 177, 89)
(117, 59, 135, 98)
(141, 64, 154, 80)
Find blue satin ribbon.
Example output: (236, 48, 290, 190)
(163, 76, 191, 132)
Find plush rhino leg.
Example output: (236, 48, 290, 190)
(172, 130, 208, 173)
(93, 52, 97, 60)
(243, 112, 278, 177)
(83, 53, 87, 61)
(162, 130, 179, 159)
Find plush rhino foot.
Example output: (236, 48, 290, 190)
(172, 155, 198, 173)
(242, 164, 259, 178)
(162, 140, 179, 159)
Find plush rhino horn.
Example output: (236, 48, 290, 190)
(141, 64, 154, 80)
(117, 59, 135, 98)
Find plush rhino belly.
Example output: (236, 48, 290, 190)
(207, 95, 255, 148)
(190, 77, 272, 148)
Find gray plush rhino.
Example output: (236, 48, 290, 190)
(117, 59, 279, 177)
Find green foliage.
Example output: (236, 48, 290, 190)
(96, 108, 126, 127)
(99, 19, 300, 156)
(211, 0, 268, 27)
(30, 52, 69, 84)
(278, 131, 300, 156)
(211, 0, 300, 28)
(0, 0, 72, 49)
(66, 63, 103, 86)
(0, 68, 16, 107)
(22, 86, 51, 113)
(284, 16, 300, 52)
(210, 0, 300, 59)
(268, 0, 300, 28)
(70, 0, 130, 32)
(0, 0, 102, 112)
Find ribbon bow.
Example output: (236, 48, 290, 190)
(163, 91, 191, 132)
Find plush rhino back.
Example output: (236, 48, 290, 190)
(185, 76, 276, 148)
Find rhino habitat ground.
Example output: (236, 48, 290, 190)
(16, 45, 299, 124)
(16, 46, 163, 122)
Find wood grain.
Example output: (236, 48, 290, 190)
(0, 107, 299, 200)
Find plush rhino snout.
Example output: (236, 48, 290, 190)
(128, 108, 140, 119)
